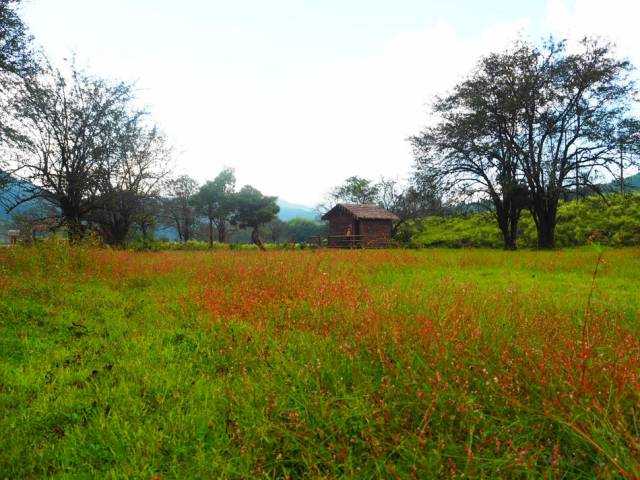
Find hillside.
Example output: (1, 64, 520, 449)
(403, 193, 640, 248)
(602, 172, 640, 192)
(276, 200, 317, 221)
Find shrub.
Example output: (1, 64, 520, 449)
(403, 193, 640, 248)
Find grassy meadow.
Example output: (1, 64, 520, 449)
(1, 244, 639, 478)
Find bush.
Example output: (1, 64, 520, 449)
(403, 193, 640, 248)
(128, 238, 230, 252)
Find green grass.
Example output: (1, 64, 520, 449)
(0, 245, 639, 478)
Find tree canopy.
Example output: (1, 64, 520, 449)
(192, 168, 236, 246)
(412, 37, 640, 249)
(3, 63, 153, 242)
(232, 185, 279, 250)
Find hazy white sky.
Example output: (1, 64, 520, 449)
(21, 0, 640, 205)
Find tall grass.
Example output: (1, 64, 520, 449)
(0, 244, 638, 478)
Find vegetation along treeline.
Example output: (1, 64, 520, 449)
(0, 0, 639, 250)
(0, 1, 323, 249)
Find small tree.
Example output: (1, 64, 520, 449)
(263, 218, 289, 243)
(232, 185, 279, 250)
(609, 118, 640, 194)
(162, 175, 199, 242)
(191, 168, 236, 247)
(378, 176, 443, 235)
(330, 176, 380, 205)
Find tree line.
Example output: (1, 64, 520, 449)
(159, 170, 283, 250)
(0, 1, 308, 249)
(2, 1, 639, 250)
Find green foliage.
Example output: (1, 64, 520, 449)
(129, 238, 228, 252)
(330, 175, 380, 204)
(403, 212, 504, 248)
(191, 169, 236, 242)
(0, 0, 38, 77)
(232, 185, 279, 229)
(286, 217, 327, 243)
(404, 194, 640, 248)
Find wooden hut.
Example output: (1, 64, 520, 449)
(321, 203, 399, 248)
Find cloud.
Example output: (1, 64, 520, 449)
(150, 17, 530, 205)
(21, 1, 639, 205)
(544, 0, 640, 62)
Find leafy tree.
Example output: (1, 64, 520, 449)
(330, 176, 380, 205)
(287, 217, 327, 243)
(92, 127, 171, 246)
(134, 195, 161, 240)
(3, 63, 143, 242)
(0, 0, 39, 188)
(378, 176, 443, 236)
(191, 168, 236, 247)
(162, 175, 199, 242)
(410, 48, 531, 250)
(412, 37, 639, 249)
(262, 218, 289, 243)
(232, 185, 279, 250)
(0, 0, 37, 78)
(512, 38, 637, 248)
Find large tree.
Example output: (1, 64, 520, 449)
(410, 48, 532, 250)
(191, 168, 236, 246)
(509, 38, 637, 248)
(0, 0, 36, 79)
(92, 126, 171, 246)
(3, 63, 142, 242)
(412, 37, 639, 249)
(232, 185, 279, 250)
(0, 0, 38, 187)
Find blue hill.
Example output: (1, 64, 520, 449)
(276, 200, 317, 221)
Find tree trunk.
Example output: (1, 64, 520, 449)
(493, 198, 518, 250)
(208, 218, 214, 248)
(498, 218, 517, 250)
(529, 190, 559, 249)
(251, 227, 266, 251)
(620, 150, 625, 195)
(217, 221, 226, 243)
(535, 212, 556, 249)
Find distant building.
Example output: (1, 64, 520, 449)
(321, 203, 399, 248)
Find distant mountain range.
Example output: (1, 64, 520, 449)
(276, 200, 318, 221)
(603, 172, 640, 191)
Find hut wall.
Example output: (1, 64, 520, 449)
(358, 219, 392, 247)
(327, 213, 355, 247)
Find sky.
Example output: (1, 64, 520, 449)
(20, 0, 640, 206)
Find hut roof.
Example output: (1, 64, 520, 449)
(321, 203, 400, 221)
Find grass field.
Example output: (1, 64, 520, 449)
(1, 243, 639, 478)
